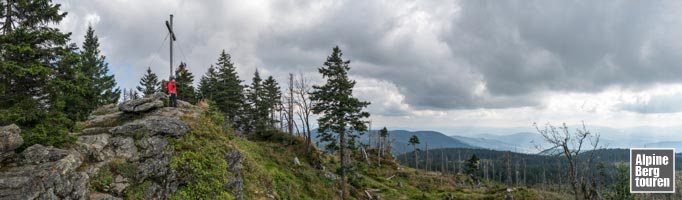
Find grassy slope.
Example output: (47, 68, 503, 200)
(176, 110, 569, 199)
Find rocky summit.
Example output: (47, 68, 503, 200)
(0, 93, 234, 200)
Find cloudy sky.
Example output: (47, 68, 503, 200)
(54, 0, 682, 134)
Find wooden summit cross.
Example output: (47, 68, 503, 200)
(165, 14, 177, 78)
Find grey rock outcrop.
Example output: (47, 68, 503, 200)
(0, 92, 221, 199)
(0, 144, 88, 200)
(0, 124, 23, 153)
(118, 93, 167, 113)
(225, 150, 244, 200)
(77, 134, 110, 162)
(109, 116, 189, 138)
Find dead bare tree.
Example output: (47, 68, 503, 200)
(293, 73, 314, 153)
(287, 73, 294, 135)
(506, 151, 512, 187)
(535, 122, 601, 200)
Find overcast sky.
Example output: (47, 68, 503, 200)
(54, 0, 682, 134)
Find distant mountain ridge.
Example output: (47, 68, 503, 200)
(310, 129, 477, 155)
(310, 126, 682, 156)
(383, 130, 476, 155)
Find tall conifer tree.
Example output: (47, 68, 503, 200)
(246, 69, 271, 135)
(81, 26, 119, 105)
(310, 46, 370, 196)
(174, 65, 197, 104)
(213, 50, 244, 125)
(262, 76, 281, 126)
(198, 64, 218, 101)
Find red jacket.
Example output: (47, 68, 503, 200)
(167, 80, 177, 94)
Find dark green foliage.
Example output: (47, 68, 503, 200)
(174, 65, 197, 104)
(409, 135, 420, 146)
(0, 0, 86, 148)
(19, 112, 76, 150)
(211, 50, 244, 125)
(310, 46, 370, 194)
(310, 46, 370, 152)
(90, 165, 114, 192)
(169, 109, 234, 199)
(52, 46, 91, 123)
(89, 160, 138, 192)
(80, 26, 120, 106)
(0, 0, 69, 126)
(125, 181, 152, 200)
(244, 69, 269, 135)
(409, 135, 420, 168)
(137, 67, 160, 97)
(262, 75, 281, 126)
(465, 154, 481, 184)
(109, 160, 138, 179)
(198, 64, 218, 100)
(604, 162, 635, 200)
(379, 127, 389, 138)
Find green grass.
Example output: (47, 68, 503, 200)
(168, 112, 234, 200)
(161, 107, 566, 199)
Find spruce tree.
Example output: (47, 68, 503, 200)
(262, 76, 281, 126)
(465, 154, 481, 186)
(0, 0, 79, 148)
(245, 69, 269, 135)
(53, 46, 91, 122)
(213, 50, 244, 125)
(137, 67, 160, 97)
(174, 65, 197, 104)
(81, 26, 120, 105)
(310, 46, 370, 196)
(0, 0, 70, 126)
(409, 135, 420, 169)
(198, 64, 218, 101)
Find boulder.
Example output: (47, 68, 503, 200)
(0, 124, 23, 153)
(91, 103, 119, 116)
(103, 137, 138, 162)
(137, 136, 169, 159)
(111, 175, 130, 196)
(118, 93, 167, 113)
(21, 144, 70, 165)
(225, 150, 244, 200)
(137, 154, 172, 181)
(109, 116, 189, 138)
(293, 157, 301, 166)
(82, 112, 124, 129)
(80, 127, 113, 136)
(0, 145, 87, 199)
(149, 106, 202, 119)
(77, 134, 111, 162)
(323, 171, 340, 180)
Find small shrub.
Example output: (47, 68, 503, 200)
(91, 166, 114, 192)
(126, 181, 153, 200)
(169, 110, 234, 199)
(109, 160, 138, 179)
(20, 122, 76, 151)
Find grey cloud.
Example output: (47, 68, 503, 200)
(56, 0, 682, 113)
(621, 94, 682, 114)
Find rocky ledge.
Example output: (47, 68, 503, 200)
(0, 93, 240, 200)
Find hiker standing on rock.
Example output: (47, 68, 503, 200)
(167, 77, 177, 107)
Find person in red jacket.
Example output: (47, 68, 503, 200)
(167, 77, 177, 107)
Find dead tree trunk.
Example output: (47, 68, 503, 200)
(506, 151, 512, 187)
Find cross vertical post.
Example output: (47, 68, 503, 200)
(165, 14, 177, 78)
